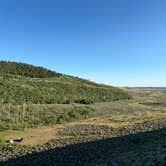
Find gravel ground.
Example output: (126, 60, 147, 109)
(1, 119, 166, 166)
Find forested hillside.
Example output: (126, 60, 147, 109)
(0, 61, 61, 78)
(0, 61, 131, 105)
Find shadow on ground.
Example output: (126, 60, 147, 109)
(1, 128, 166, 166)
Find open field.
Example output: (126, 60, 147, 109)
(0, 88, 166, 165)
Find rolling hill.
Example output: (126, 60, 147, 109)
(0, 61, 131, 130)
(0, 61, 131, 105)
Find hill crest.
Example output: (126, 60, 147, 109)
(0, 61, 61, 78)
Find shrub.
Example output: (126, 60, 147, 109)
(74, 99, 94, 105)
(0, 104, 95, 130)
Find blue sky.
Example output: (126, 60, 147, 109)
(0, 0, 166, 87)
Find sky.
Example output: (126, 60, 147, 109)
(0, 0, 166, 87)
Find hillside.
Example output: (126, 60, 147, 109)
(0, 61, 131, 105)
(0, 61, 62, 78)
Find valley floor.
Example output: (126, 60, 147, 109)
(1, 88, 166, 165)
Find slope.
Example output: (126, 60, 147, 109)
(0, 61, 131, 105)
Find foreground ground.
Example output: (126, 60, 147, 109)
(0, 88, 166, 165)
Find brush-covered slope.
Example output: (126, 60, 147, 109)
(0, 61, 61, 78)
(0, 61, 131, 104)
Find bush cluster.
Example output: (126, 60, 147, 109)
(0, 104, 95, 130)
(0, 76, 131, 105)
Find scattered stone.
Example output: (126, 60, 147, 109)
(8, 139, 14, 144)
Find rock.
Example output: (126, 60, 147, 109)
(7, 139, 14, 144)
